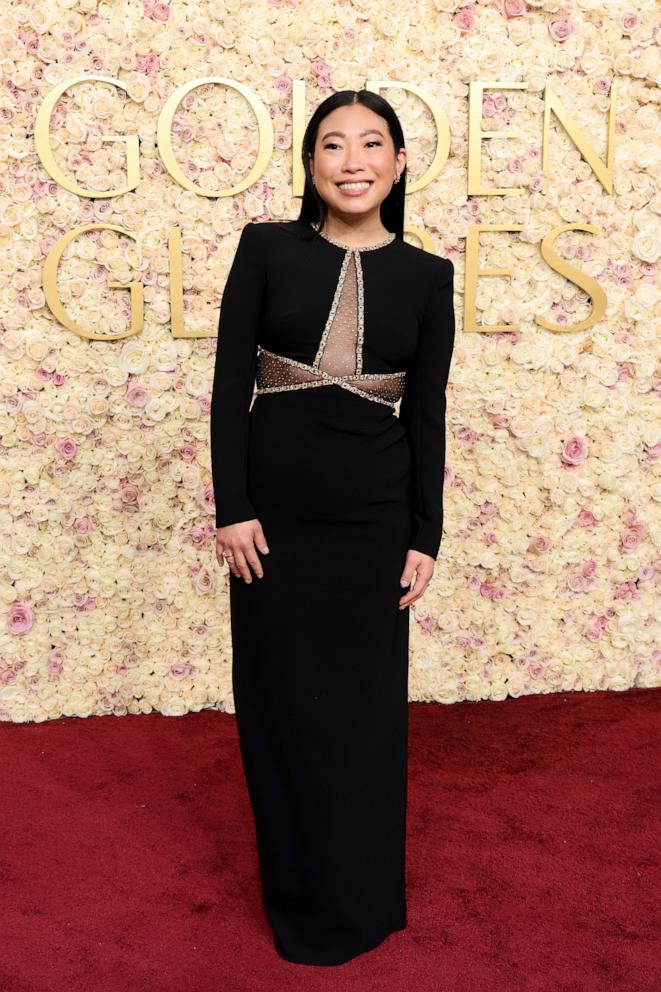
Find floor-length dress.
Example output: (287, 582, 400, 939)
(210, 218, 455, 966)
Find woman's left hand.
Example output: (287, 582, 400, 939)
(398, 549, 435, 609)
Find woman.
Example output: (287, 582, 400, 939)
(210, 89, 456, 966)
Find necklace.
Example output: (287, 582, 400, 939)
(310, 221, 396, 252)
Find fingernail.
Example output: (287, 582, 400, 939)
(400, 579, 408, 587)
(262, 546, 269, 553)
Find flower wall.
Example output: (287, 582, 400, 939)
(0, 0, 659, 723)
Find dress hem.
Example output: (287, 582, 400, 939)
(272, 919, 407, 967)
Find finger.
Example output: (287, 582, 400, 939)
(234, 549, 254, 584)
(399, 572, 427, 608)
(222, 547, 241, 578)
(243, 543, 264, 579)
(254, 525, 270, 556)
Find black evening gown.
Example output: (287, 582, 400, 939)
(210, 218, 455, 966)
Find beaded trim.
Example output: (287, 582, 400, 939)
(255, 379, 401, 409)
(310, 221, 396, 252)
(255, 348, 406, 410)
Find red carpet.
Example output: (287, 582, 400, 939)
(1, 688, 659, 992)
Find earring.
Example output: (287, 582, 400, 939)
(394, 173, 400, 184)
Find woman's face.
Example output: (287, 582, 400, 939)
(309, 104, 406, 222)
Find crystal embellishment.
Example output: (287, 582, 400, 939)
(255, 223, 405, 409)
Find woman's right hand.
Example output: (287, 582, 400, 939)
(216, 519, 270, 583)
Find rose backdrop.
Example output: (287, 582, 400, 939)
(0, 0, 659, 723)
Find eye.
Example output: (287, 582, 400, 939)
(322, 141, 383, 150)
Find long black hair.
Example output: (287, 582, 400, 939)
(297, 90, 407, 242)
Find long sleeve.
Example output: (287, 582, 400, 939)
(210, 222, 266, 528)
(398, 257, 455, 560)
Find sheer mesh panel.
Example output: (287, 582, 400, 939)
(256, 350, 319, 389)
(316, 251, 359, 377)
(351, 374, 406, 402)
(255, 246, 406, 409)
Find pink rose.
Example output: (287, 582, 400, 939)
(7, 602, 34, 635)
(614, 581, 636, 601)
(170, 661, 194, 679)
(455, 7, 476, 32)
(620, 11, 641, 34)
(528, 536, 550, 554)
(480, 582, 504, 601)
(152, 2, 171, 21)
(456, 426, 477, 446)
(120, 484, 139, 507)
(56, 437, 77, 460)
(482, 94, 498, 119)
(578, 509, 595, 526)
(594, 76, 612, 96)
(585, 615, 608, 641)
(502, 0, 525, 18)
(126, 384, 150, 407)
(274, 76, 292, 95)
(561, 435, 588, 466)
(620, 524, 645, 551)
(200, 482, 216, 515)
(549, 16, 574, 42)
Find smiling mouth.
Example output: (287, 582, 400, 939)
(336, 180, 373, 187)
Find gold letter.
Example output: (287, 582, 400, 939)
(157, 78, 273, 196)
(543, 82, 616, 194)
(42, 224, 143, 340)
(537, 224, 607, 332)
(467, 81, 527, 196)
(464, 224, 523, 333)
(35, 75, 140, 197)
(169, 225, 215, 339)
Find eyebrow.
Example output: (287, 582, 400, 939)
(320, 129, 385, 141)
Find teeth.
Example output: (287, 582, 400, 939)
(338, 181, 371, 189)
